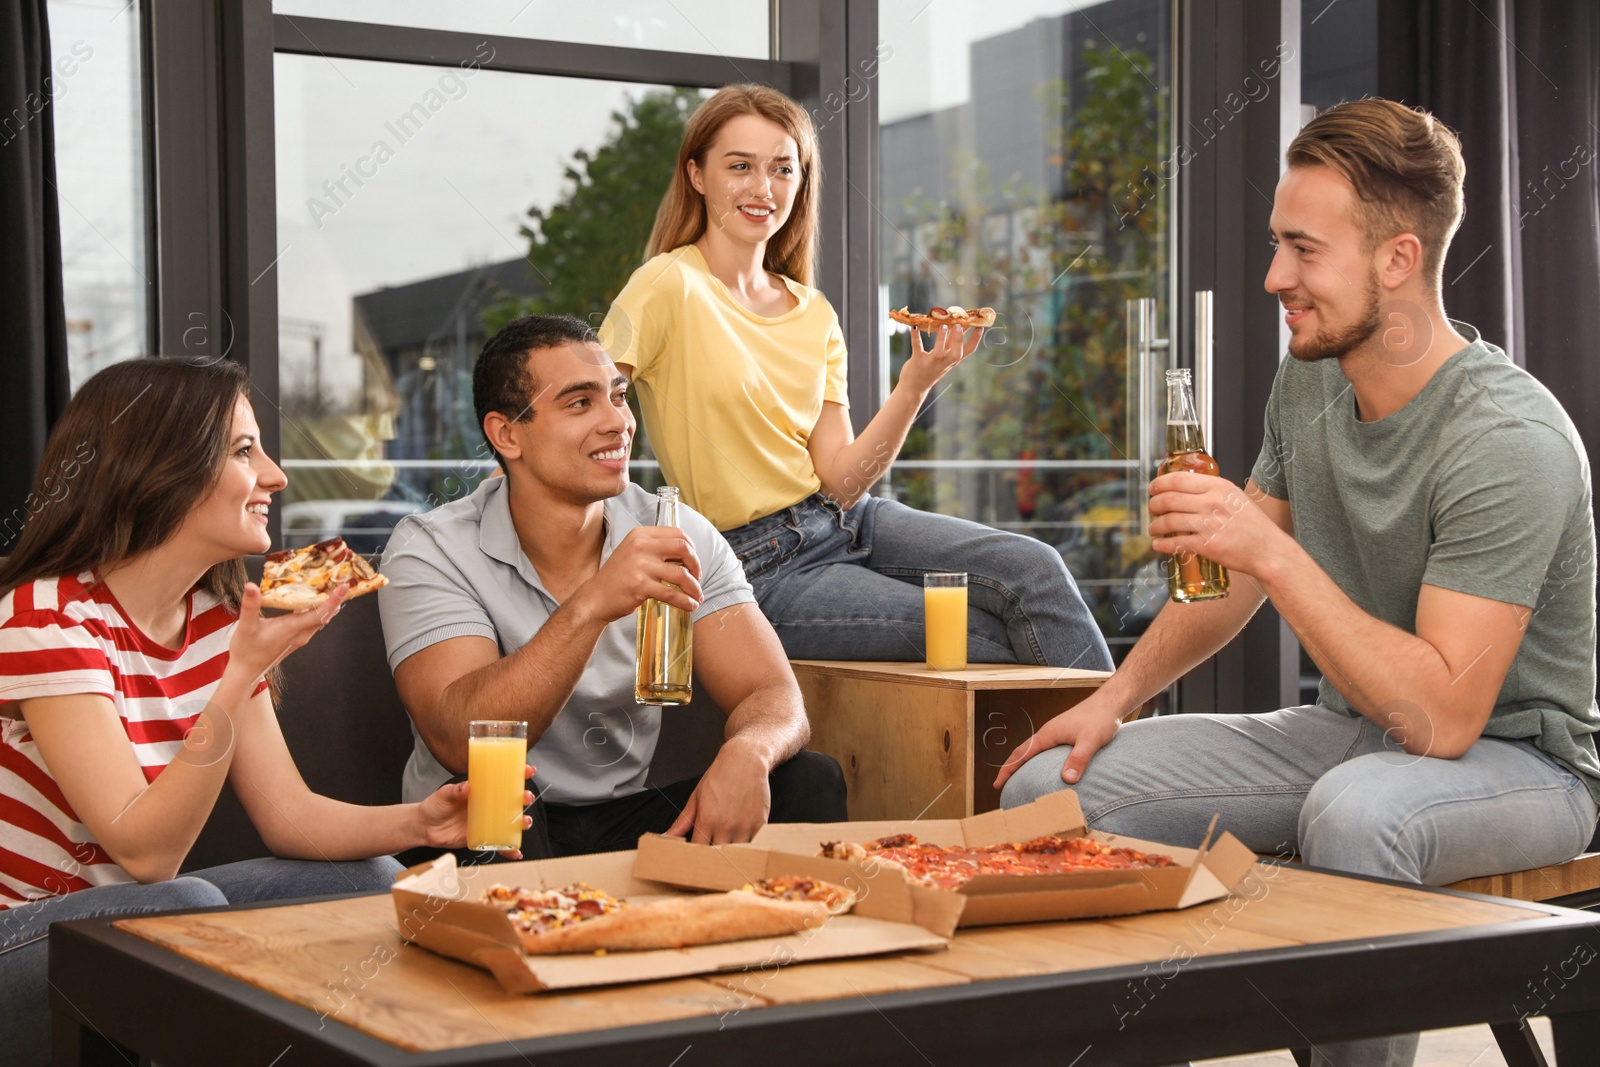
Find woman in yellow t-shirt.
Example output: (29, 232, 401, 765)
(600, 84, 1110, 671)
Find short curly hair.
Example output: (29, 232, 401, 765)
(1288, 99, 1465, 290)
(472, 314, 599, 466)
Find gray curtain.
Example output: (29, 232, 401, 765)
(0, 0, 70, 553)
(1379, 0, 1599, 456)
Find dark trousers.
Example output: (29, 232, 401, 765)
(405, 750, 847, 869)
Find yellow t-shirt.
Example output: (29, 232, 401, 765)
(599, 244, 850, 531)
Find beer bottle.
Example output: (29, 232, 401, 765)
(1161, 368, 1230, 602)
(634, 486, 694, 704)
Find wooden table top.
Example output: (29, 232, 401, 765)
(789, 660, 1113, 690)
(115, 862, 1535, 1056)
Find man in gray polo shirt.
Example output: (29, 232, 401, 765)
(379, 315, 845, 857)
(996, 100, 1598, 1064)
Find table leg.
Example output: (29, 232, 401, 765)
(1552, 1009, 1600, 1064)
(51, 1009, 139, 1067)
(1490, 1020, 1551, 1067)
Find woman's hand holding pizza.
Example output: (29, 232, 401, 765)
(570, 526, 704, 626)
(899, 321, 984, 394)
(417, 766, 536, 860)
(228, 581, 348, 681)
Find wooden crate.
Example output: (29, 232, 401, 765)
(790, 660, 1110, 821)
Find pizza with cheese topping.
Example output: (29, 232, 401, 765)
(818, 833, 1176, 891)
(889, 304, 997, 330)
(259, 536, 387, 611)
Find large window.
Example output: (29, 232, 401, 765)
(274, 51, 698, 547)
(877, 0, 1174, 659)
(45, 0, 149, 388)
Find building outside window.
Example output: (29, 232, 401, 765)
(877, 0, 1173, 658)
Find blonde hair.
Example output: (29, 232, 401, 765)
(645, 84, 820, 286)
(1288, 99, 1465, 289)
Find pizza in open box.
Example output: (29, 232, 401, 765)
(819, 833, 1176, 890)
(483, 876, 855, 955)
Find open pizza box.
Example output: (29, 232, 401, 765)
(391, 849, 949, 994)
(636, 790, 1257, 930)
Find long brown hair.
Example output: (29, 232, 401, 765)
(645, 84, 820, 286)
(0, 356, 251, 609)
(1287, 99, 1465, 290)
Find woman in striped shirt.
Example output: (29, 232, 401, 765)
(0, 356, 531, 1064)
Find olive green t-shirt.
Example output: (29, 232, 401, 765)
(1251, 322, 1600, 802)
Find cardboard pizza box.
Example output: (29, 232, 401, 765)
(638, 790, 1258, 929)
(391, 849, 949, 994)
(634, 832, 968, 937)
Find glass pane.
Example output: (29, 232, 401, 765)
(275, 54, 695, 548)
(46, 0, 150, 388)
(879, 0, 1173, 662)
(272, 1, 767, 59)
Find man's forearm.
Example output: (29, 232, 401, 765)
(1098, 577, 1268, 715)
(431, 604, 605, 773)
(1257, 542, 1469, 752)
(722, 681, 809, 770)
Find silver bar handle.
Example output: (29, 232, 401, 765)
(1194, 290, 1215, 448)
(1126, 297, 1158, 531)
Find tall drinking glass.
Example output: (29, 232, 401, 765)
(467, 720, 527, 851)
(923, 572, 969, 670)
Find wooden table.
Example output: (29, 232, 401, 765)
(790, 660, 1111, 820)
(50, 862, 1600, 1065)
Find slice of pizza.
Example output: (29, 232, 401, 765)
(481, 877, 853, 955)
(483, 881, 628, 942)
(889, 304, 997, 330)
(259, 536, 387, 611)
(740, 875, 856, 914)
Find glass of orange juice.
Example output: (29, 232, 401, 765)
(467, 720, 527, 851)
(923, 572, 969, 670)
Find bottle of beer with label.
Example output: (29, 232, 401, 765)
(1161, 368, 1230, 602)
(635, 486, 694, 704)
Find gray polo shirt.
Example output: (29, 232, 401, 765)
(379, 476, 755, 805)
(1251, 321, 1600, 801)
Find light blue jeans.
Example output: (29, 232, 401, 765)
(0, 855, 402, 1066)
(1001, 704, 1600, 1066)
(721, 493, 1114, 670)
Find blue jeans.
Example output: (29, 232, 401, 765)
(0, 855, 401, 1066)
(1001, 704, 1599, 1066)
(721, 493, 1113, 670)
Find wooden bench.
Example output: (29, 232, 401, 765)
(1448, 851, 1600, 908)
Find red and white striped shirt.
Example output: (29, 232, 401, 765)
(0, 573, 262, 908)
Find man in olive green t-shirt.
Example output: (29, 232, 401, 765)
(997, 97, 1598, 1056)
(997, 94, 1595, 1067)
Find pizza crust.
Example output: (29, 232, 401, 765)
(258, 573, 387, 611)
(518, 893, 832, 955)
